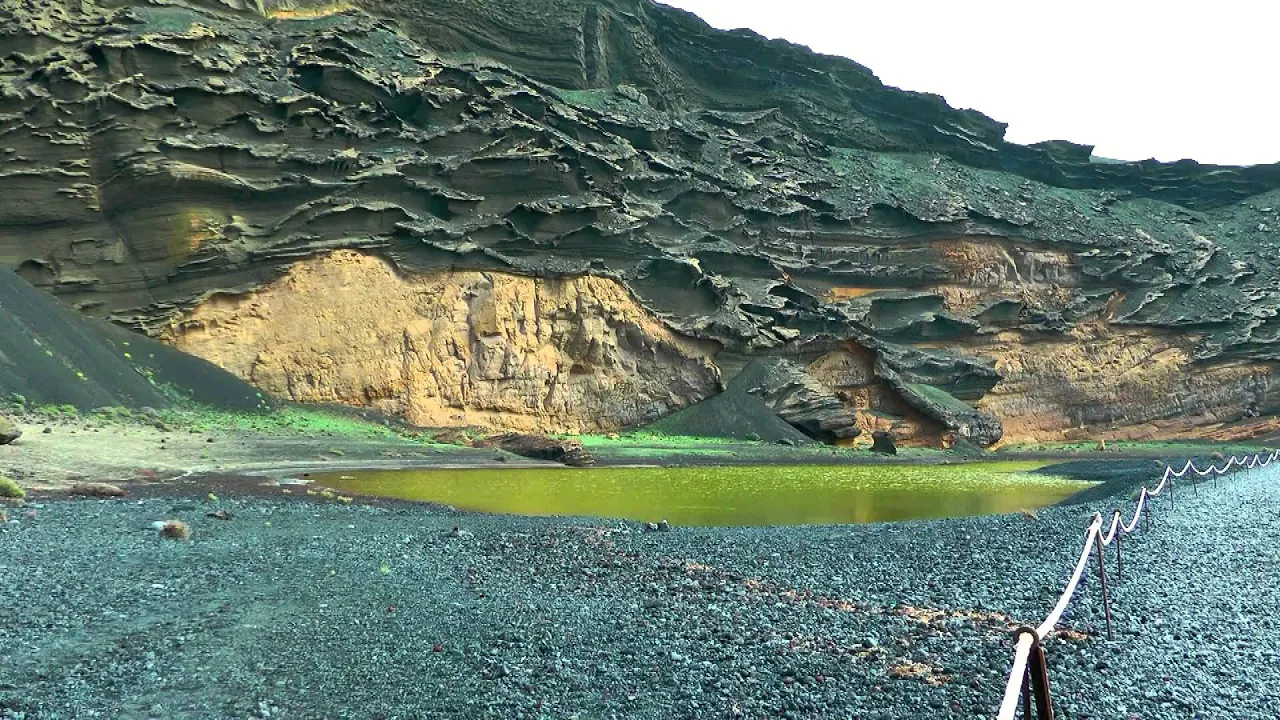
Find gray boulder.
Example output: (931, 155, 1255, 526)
(871, 431, 897, 455)
(0, 415, 20, 445)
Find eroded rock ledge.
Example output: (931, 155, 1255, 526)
(1, 0, 1278, 444)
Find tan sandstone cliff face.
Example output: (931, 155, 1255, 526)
(801, 325, 1278, 448)
(163, 251, 721, 433)
(971, 323, 1278, 444)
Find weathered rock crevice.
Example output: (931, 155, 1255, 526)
(732, 358, 861, 443)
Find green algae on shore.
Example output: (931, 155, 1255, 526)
(315, 462, 1093, 526)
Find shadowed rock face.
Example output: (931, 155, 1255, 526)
(2, 0, 1278, 443)
(732, 358, 860, 443)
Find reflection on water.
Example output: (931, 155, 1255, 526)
(315, 462, 1093, 527)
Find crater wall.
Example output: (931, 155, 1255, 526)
(2, 0, 1278, 443)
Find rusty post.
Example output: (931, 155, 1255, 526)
(1013, 626, 1043, 719)
(1143, 500, 1152, 533)
(1021, 663, 1032, 719)
(1093, 531, 1114, 641)
(1169, 476, 1175, 509)
(1028, 637, 1056, 720)
(1113, 519, 1123, 583)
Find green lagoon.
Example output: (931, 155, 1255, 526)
(317, 461, 1092, 526)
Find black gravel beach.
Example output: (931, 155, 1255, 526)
(2, 1, 1280, 719)
(4, 460, 1278, 719)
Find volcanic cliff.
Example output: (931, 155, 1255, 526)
(2, 0, 1278, 446)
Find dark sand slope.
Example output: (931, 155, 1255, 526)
(645, 388, 815, 444)
(0, 268, 262, 411)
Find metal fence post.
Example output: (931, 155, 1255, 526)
(1028, 637, 1055, 720)
(1021, 665, 1032, 719)
(1092, 531, 1114, 641)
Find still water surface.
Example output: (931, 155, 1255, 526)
(316, 462, 1092, 526)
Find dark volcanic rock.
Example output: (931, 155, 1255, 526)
(643, 386, 816, 444)
(478, 433, 596, 466)
(871, 431, 897, 455)
(734, 358, 860, 442)
(873, 353, 1004, 448)
(0, 0, 1277, 443)
(0, 415, 19, 445)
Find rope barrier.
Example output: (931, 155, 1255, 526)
(995, 448, 1280, 720)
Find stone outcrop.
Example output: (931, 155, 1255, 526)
(643, 383, 817, 445)
(475, 433, 596, 466)
(871, 431, 897, 456)
(1, 0, 1278, 443)
(163, 251, 720, 433)
(806, 345, 933, 445)
(732, 358, 860, 442)
(0, 416, 19, 445)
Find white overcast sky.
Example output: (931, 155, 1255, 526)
(659, 0, 1279, 166)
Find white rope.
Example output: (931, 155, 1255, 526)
(1100, 512, 1122, 545)
(996, 632, 1037, 719)
(1119, 490, 1147, 534)
(1101, 489, 1148, 544)
(1036, 518, 1101, 638)
(994, 448, 1274, 720)
(996, 520, 1101, 719)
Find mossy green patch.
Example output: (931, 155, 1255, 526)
(33, 404, 80, 420)
(575, 431, 743, 449)
(552, 87, 613, 110)
(904, 382, 978, 415)
(158, 405, 420, 441)
(0, 474, 25, 500)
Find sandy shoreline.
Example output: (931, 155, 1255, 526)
(2, 411, 1256, 499)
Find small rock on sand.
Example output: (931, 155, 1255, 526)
(156, 519, 191, 540)
(69, 482, 128, 498)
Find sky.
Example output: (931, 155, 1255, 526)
(659, 0, 1280, 166)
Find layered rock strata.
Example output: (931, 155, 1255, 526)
(2, 0, 1278, 442)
